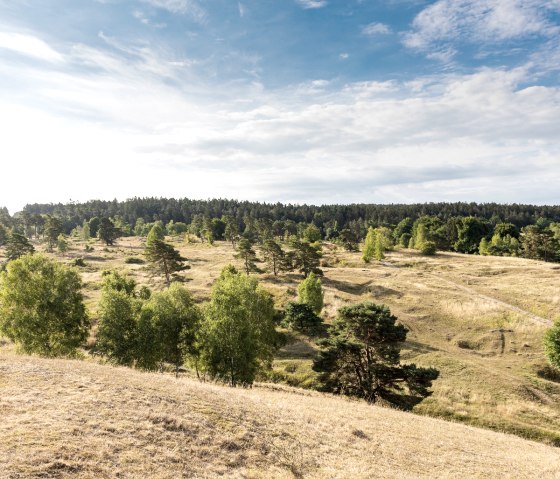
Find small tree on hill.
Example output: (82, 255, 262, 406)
(145, 239, 190, 286)
(98, 217, 120, 246)
(0, 254, 89, 357)
(297, 272, 323, 314)
(200, 266, 276, 387)
(5, 233, 34, 261)
(313, 302, 439, 404)
(282, 302, 322, 334)
(95, 287, 139, 366)
(138, 283, 203, 375)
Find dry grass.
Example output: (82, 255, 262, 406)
(9, 237, 560, 446)
(1, 349, 560, 478)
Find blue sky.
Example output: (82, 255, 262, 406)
(0, 0, 559, 213)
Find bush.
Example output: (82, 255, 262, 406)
(125, 257, 145, 264)
(72, 258, 87, 267)
(544, 319, 560, 370)
(420, 241, 437, 256)
(282, 302, 322, 334)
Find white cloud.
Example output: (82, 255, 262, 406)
(362, 22, 392, 36)
(238, 2, 246, 18)
(1, 30, 560, 213)
(339, 52, 349, 60)
(0, 31, 64, 63)
(403, 0, 560, 59)
(141, 0, 206, 22)
(295, 0, 328, 9)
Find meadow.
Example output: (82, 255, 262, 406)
(8, 235, 559, 445)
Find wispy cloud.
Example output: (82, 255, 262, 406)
(295, 0, 328, 10)
(403, 0, 560, 59)
(2, 26, 559, 212)
(0, 31, 64, 63)
(141, 0, 206, 23)
(238, 2, 246, 18)
(362, 22, 392, 36)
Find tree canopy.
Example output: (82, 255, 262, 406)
(0, 254, 89, 357)
(313, 302, 438, 405)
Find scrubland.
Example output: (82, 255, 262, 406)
(2, 236, 560, 477)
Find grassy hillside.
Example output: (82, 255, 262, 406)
(2, 236, 560, 446)
(1, 350, 560, 479)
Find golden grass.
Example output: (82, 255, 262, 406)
(11, 237, 560, 446)
(1, 349, 560, 479)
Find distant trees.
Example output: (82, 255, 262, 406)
(313, 302, 439, 404)
(200, 266, 276, 386)
(0, 254, 89, 356)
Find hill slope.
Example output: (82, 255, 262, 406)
(1, 351, 559, 479)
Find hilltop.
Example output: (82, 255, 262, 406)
(1, 350, 559, 479)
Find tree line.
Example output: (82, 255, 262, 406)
(3, 198, 560, 236)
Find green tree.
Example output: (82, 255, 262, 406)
(454, 217, 490, 254)
(200, 266, 276, 386)
(297, 272, 323, 314)
(392, 217, 413, 243)
(95, 287, 139, 366)
(0, 254, 89, 356)
(0, 223, 8, 246)
(139, 283, 203, 376)
(5, 233, 35, 261)
(145, 240, 190, 286)
(81, 220, 91, 241)
(290, 239, 322, 277)
(44, 215, 63, 252)
(88, 217, 101, 238)
(260, 239, 284, 275)
(303, 224, 322, 243)
(282, 302, 322, 334)
(544, 319, 560, 370)
(97, 217, 120, 246)
(223, 215, 240, 247)
(101, 270, 137, 296)
(57, 234, 69, 255)
(235, 238, 260, 275)
(362, 227, 376, 263)
(313, 302, 439, 404)
(147, 222, 166, 245)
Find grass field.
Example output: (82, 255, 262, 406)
(2, 235, 560, 448)
(1, 350, 560, 478)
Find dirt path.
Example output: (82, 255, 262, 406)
(428, 273, 553, 327)
(379, 261, 553, 327)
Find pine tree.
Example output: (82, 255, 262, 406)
(5, 233, 35, 261)
(145, 240, 190, 286)
(235, 238, 260, 275)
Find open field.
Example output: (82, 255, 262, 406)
(1, 350, 560, 479)
(2, 236, 560, 446)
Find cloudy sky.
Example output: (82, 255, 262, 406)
(1, 0, 559, 213)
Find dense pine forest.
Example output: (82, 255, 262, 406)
(1, 199, 559, 262)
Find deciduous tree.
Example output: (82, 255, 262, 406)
(0, 254, 89, 356)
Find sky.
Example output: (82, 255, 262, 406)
(0, 0, 559, 214)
